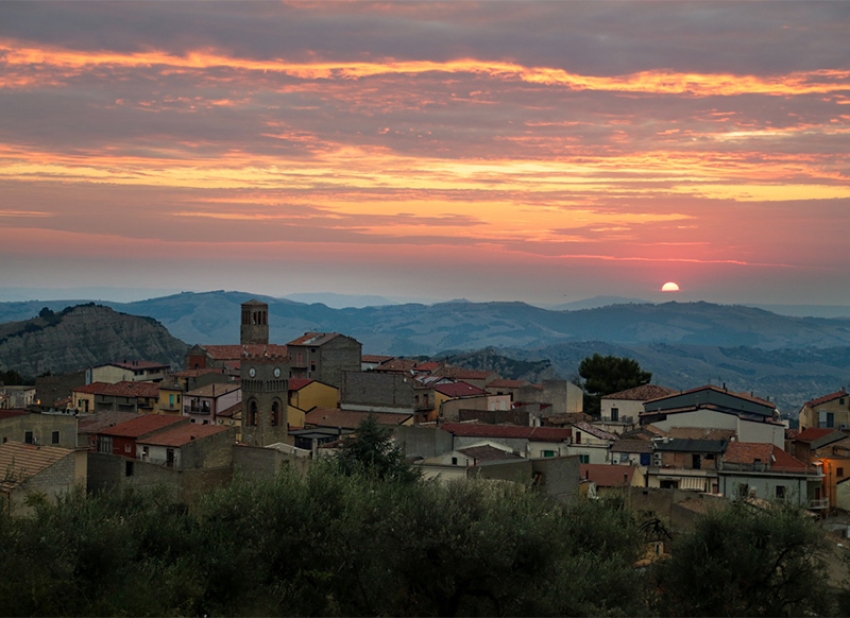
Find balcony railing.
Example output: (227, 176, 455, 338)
(809, 498, 829, 510)
(599, 414, 634, 424)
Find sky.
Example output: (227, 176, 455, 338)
(1, 1, 849, 306)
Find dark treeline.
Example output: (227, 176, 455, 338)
(0, 464, 845, 617)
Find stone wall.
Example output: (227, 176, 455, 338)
(0, 413, 78, 449)
(342, 371, 415, 410)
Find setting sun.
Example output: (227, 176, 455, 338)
(661, 282, 680, 292)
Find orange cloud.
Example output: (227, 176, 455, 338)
(2, 39, 849, 97)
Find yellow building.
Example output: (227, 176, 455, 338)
(288, 378, 339, 412)
(799, 390, 850, 431)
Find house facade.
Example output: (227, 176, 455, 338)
(287, 332, 362, 388)
(798, 390, 850, 431)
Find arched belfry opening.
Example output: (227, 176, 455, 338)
(240, 299, 269, 345)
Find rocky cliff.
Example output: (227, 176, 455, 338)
(0, 304, 188, 378)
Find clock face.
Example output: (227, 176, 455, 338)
(248, 367, 256, 378)
(273, 367, 281, 378)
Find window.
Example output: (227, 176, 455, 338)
(142, 446, 149, 458)
(575, 432, 581, 444)
(124, 444, 131, 453)
(451, 457, 458, 466)
(166, 449, 175, 468)
(51, 431, 60, 445)
(738, 483, 749, 498)
(271, 401, 281, 427)
(24, 431, 33, 444)
(839, 467, 845, 477)
(692, 454, 701, 470)
(249, 400, 258, 426)
(169, 393, 175, 406)
(611, 407, 619, 422)
(579, 454, 590, 464)
(125, 461, 134, 477)
(775, 485, 786, 500)
(543, 450, 556, 458)
(828, 412, 835, 428)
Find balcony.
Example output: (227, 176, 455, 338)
(809, 498, 829, 510)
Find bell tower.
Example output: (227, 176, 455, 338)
(241, 299, 269, 345)
(240, 351, 291, 446)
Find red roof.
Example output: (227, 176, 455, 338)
(136, 424, 231, 447)
(434, 382, 488, 398)
(99, 414, 187, 438)
(288, 378, 315, 392)
(804, 390, 848, 409)
(287, 332, 341, 346)
(580, 464, 635, 487)
(371, 359, 418, 373)
(795, 427, 842, 443)
(724, 442, 808, 472)
(73, 381, 159, 398)
(77, 411, 139, 434)
(605, 384, 679, 401)
(413, 361, 441, 372)
(362, 354, 394, 364)
(217, 402, 241, 419)
(441, 423, 572, 442)
(0, 410, 28, 420)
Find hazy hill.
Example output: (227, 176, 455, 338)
(0, 304, 188, 378)
(2, 291, 850, 411)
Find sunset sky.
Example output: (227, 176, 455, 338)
(2, 2, 849, 305)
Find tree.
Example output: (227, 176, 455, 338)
(653, 502, 833, 617)
(578, 353, 651, 414)
(336, 414, 420, 483)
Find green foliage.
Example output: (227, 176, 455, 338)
(653, 502, 833, 617)
(0, 369, 28, 386)
(579, 353, 652, 414)
(336, 414, 420, 483)
(0, 468, 649, 617)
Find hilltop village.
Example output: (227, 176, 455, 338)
(2, 299, 850, 522)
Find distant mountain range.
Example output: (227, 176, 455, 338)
(2, 291, 849, 412)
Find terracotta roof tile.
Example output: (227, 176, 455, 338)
(99, 414, 187, 438)
(605, 384, 679, 401)
(287, 332, 341, 346)
(136, 424, 231, 447)
(804, 390, 848, 408)
(73, 381, 160, 398)
(795, 427, 841, 443)
(573, 421, 618, 441)
(0, 442, 75, 491)
(434, 382, 488, 398)
(217, 402, 241, 419)
(724, 442, 808, 472)
(288, 378, 315, 391)
(78, 411, 140, 434)
(362, 354, 394, 364)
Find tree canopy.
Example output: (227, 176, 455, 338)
(335, 414, 420, 483)
(578, 353, 652, 414)
(652, 502, 833, 617)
